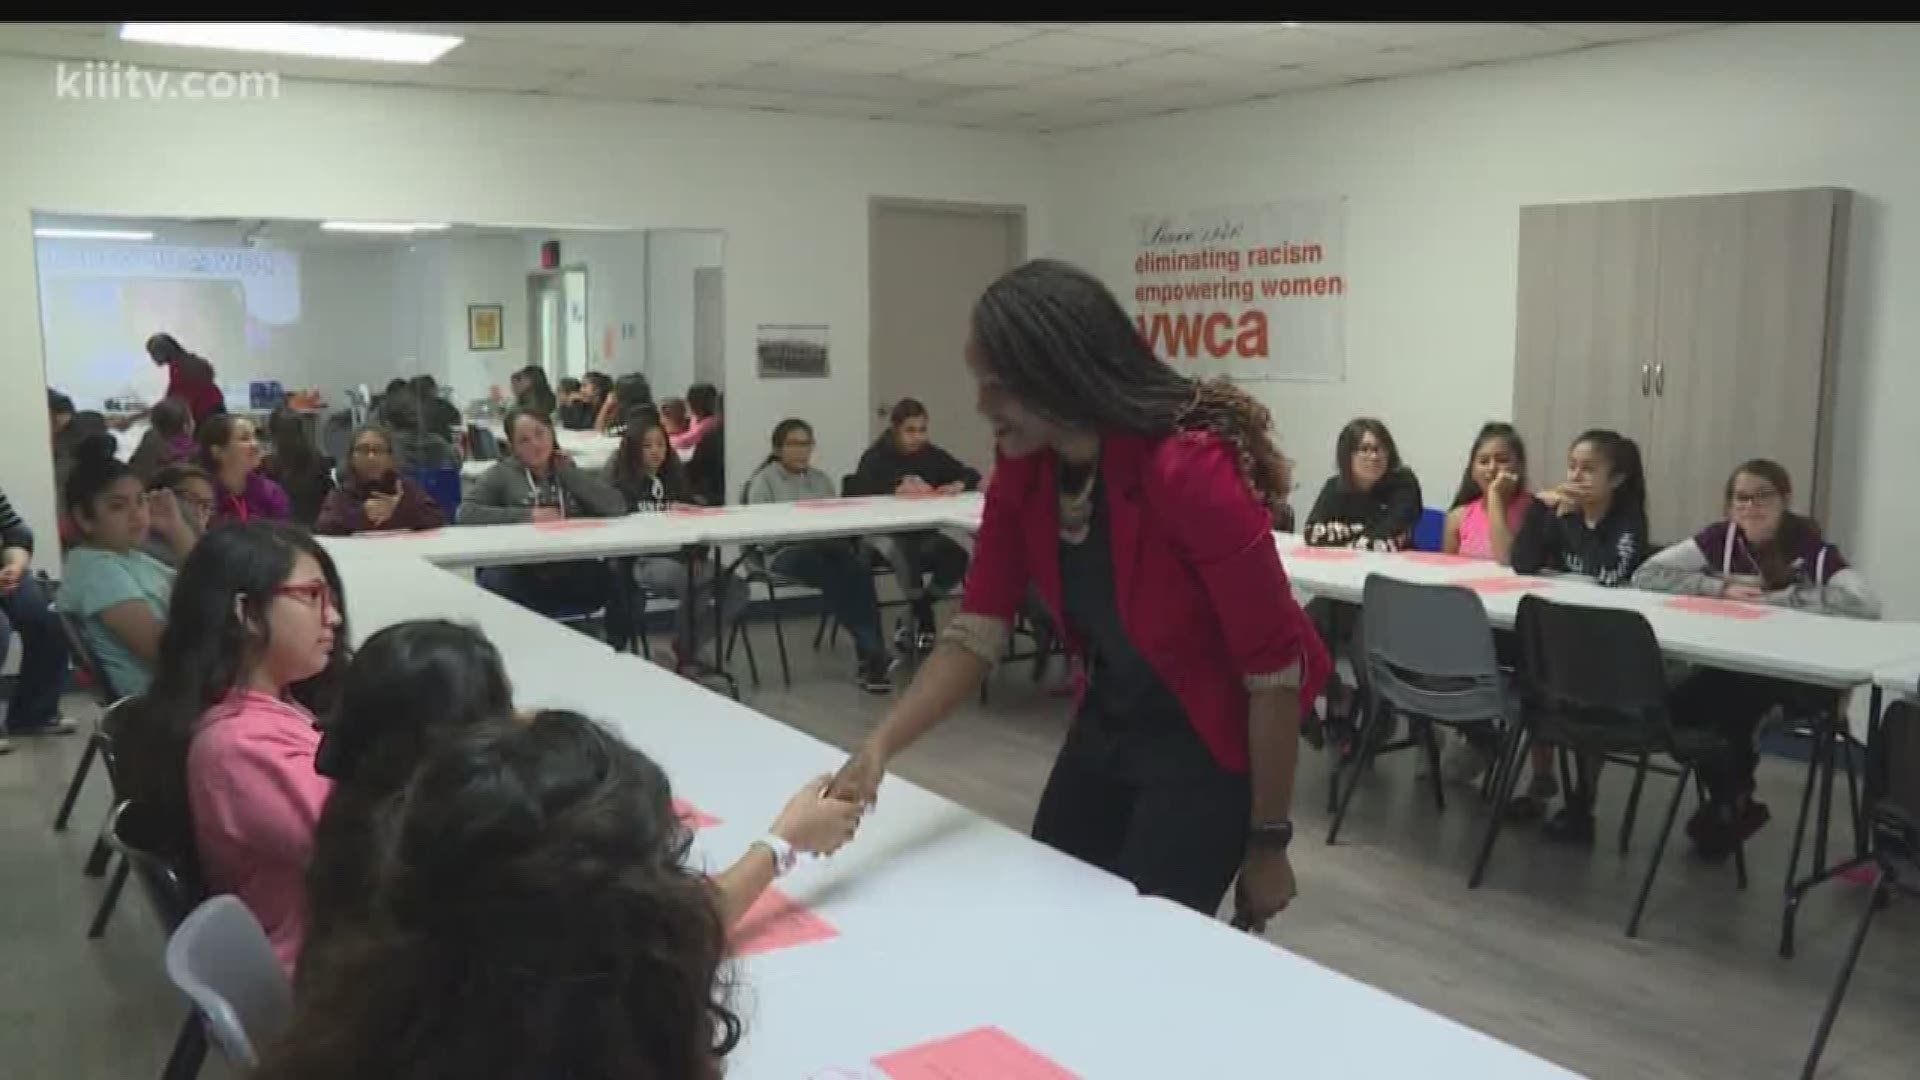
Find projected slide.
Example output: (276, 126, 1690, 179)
(36, 241, 302, 409)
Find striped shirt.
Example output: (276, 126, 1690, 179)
(0, 487, 32, 553)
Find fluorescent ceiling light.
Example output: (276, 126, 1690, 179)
(120, 23, 463, 64)
(321, 221, 450, 234)
(34, 227, 155, 241)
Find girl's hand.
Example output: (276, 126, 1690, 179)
(1489, 471, 1520, 500)
(771, 774, 864, 856)
(1722, 582, 1766, 602)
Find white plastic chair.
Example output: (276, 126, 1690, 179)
(164, 896, 292, 1069)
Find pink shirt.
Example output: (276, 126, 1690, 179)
(187, 690, 333, 973)
(1457, 492, 1532, 561)
(670, 414, 716, 452)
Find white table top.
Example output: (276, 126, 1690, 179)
(320, 493, 988, 570)
(325, 529, 1573, 1079)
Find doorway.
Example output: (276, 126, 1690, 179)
(527, 266, 590, 385)
(868, 199, 1026, 474)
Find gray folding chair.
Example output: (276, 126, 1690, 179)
(1327, 574, 1514, 846)
(164, 896, 292, 1070)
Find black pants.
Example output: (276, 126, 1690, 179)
(478, 560, 614, 627)
(882, 531, 970, 628)
(1670, 668, 1831, 805)
(1030, 709, 1251, 915)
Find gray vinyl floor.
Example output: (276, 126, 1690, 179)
(5, 620, 1917, 1079)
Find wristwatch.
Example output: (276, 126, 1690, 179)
(1248, 820, 1294, 852)
(753, 834, 799, 877)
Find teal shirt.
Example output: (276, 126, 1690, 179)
(56, 546, 174, 697)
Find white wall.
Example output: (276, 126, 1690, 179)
(1048, 22, 1920, 615)
(431, 236, 529, 406)
(521, 230, 650, 379)
(0, 55, 1050, 564)
(646, 229, 726, 401)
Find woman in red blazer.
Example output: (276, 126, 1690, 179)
(831, 260, 1329, 930)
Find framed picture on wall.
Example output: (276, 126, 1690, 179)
(468, 304, 504, 351)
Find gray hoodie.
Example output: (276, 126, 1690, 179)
(742, 461, 837, 506)
(456, 458, 627, 525)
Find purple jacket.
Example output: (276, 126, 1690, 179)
(215, 471, 292, 524)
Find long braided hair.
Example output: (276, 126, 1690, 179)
(970, 258, 1291, 507)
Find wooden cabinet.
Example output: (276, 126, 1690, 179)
(1513, 188, 1849, 543)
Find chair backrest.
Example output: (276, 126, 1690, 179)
(54, 608, 119, 705)
(1869, 699, 1920, 863)
(1412, 507, 1446, 552)
(1515, 594, 1670, 732)
(105, 799, 204, 931)
(466, 424, 500, 461)
(1360, 574, 1506, 724)
(406, 465, 463, 521)
(840, 472, 858, 498)
(165, 896, 293, 1069)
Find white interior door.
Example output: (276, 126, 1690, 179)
(869, 199, 1025, 475)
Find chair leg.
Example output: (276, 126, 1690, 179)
(1471, 727, 1531, 889)
(87, 855, 129, 939)
(1781, 731, 1826, 958)
(1326, 696, 1386, 845)
(53, 734, 100, 831)
(1620, 751, 1651, 855)
(1801, 872, 1888, 1080)
(1734, 841, 1750, 890)
(1420, 719, 1446, 813)
(762, 580, 792, 689)
(84, 823, 114, 877)
(161, 1014, 207, 1080)
(1842, 734, 1863, 859)
(1627, 764, 1694, 938)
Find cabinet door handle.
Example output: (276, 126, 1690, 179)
(1654, 363, 1665, 396)
(1641, 364, 1651, 396)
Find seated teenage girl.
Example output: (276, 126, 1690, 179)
(55, 442, 194, 698)
(459, 408, 628, 622)
(127, 396, 197, 483)
(262, 406, 336, 527)
(144, 463, 216, 568)
(1507, 428, 1651, 842)
(130, 522, 349, 972)
(848, 397, 981, 652)
(197, 414, 292, 524)
(743, 418, 895, 693)
(1632, 459, 1879, 857)
(315, 425, 446, 536)
(1300, 418, 1423, 747)
(604, 410, 747, 668)
(1443, 422, 1532, 564)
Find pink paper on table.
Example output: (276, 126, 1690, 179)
(668, 506, 724, 517)
(533, 518, 607, 532)
(1287, 547, 1360, 562)
(1400, 551, 1477, 567)
(731, 888, 838, 957)
(875, 1026, 1078, 1080)
(672, 798, 720, 830)
(361, 528, 442, 540)
(1665, 596, 1774, 620)
(797, 498, 872, 509)
(1458, 575, 1554, 595)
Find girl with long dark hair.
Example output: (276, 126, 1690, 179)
(829, 259, 1329, 931)
(1303, 417, 1424, 551)
(262, 405, 336, 527)
(1443, 422, 1532, 564)
(196, 413, 292, 523)
(120, 521, 349, 971)
(1633, 459, 1879, 856)
(259, 712, 744, 1080)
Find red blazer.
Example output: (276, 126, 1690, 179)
(962, 430, 1330, 774)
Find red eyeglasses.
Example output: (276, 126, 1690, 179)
(274, 580, 338, 619)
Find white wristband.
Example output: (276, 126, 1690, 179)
(755, 834, 798, 877)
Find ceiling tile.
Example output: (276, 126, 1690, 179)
(785, 38, 953, 74)
(902, 55, 1066, 89)
(1192, 27, 1379, 64)
(641, 23, 855, 63)
(441, 35, 609, 73)
(412, 62, 572, 93)
(1101, 49, 1273, 86)
(1409, 25, 1591, 63)
(976, 30, 1159, 68)
(1068, 22, 1297, 46)
(938, 86, 1059, 114)
(1019, 66, 1175, 100)
(849, 23, 1041, 53)
(604, 48, 759, 83)
(718, 64, 950, 102)
(1301, 22, 1524, 48)
(1545, 23, 1724, 43)
(400, 22, 664, 49)
(544, 71, 693, 102)
(1297, 47, 1463, 81)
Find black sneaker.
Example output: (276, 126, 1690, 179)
(1543, 805, 1596, 846)
(857, 651, 898, 694)
(915, 630, 938, 654)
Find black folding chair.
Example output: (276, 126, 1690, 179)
(101, 799, 211, 1080)
(1800, 696, 1920, 1078)
(1326, 576, 1514, 850)
(1471, 595, 1747, 938)
(52, 610, 123, 835)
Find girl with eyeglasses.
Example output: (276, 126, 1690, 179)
(1632, 459, 1880, 857)
(143, 463, 216, 568)
(315, 425, 446, 536)
(122, 521, 351, 972)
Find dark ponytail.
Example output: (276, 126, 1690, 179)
(1450, 422, 1528, 509)
(1573, 429, 1646, 522)
(65, 435, 133, 518)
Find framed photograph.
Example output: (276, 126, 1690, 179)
(756, 323, 829, 378)
(468, 304, 504, 351)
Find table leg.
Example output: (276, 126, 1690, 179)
(1814, 712, 1837, 876)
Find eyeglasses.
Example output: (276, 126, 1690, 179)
(274, 580, 338, 620)
(783, 438, 815, 449)
(351, 443, 392, 457)
(1354, 443, 1387, 458)
(1731, 489, 1781, 508)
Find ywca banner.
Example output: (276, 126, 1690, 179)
(1128, 198, 1347, 382)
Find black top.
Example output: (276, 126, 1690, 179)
(1510, 499, 1648, 587)
(263, 453, 335, 528)
(848, 436, 982, 497)
(1056, 471, 1218, 783)
(685, 420, 725, 507)
(556, 399, 598, 431)
(1303, 468, 1424, 550)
